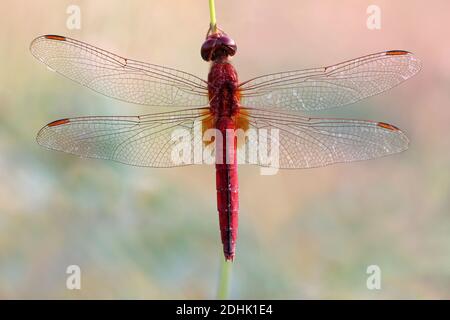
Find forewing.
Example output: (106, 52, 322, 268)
(30, 35, 209, 107)
(239, 51, 421, 111)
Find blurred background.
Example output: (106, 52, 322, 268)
(1, 0, 449, 299)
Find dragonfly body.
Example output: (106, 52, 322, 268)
(30, 30, 421, 261)
(208, 58, 240, 260)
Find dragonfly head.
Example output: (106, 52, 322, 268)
(201, 30, 237, 62)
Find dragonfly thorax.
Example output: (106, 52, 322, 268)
(208, 61, 240, 117)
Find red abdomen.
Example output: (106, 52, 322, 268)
(208, 61, 240, 261)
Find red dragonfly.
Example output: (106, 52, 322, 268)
(30, 30, 420, 261)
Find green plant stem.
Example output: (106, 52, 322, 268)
(217, 259, 232, 299)
(209, 0, 217, 32)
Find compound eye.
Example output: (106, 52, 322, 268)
(201, 38, 216, 61)
(218, 35, 237, 57)
(220, 35, 235, 48)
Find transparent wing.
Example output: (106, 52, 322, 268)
(237, 108, 409, 169)
(37, 108, 211, 168)
(37, 107, 409, 169)
(239, 51, 421, 111)
(30, 35, 209, 107)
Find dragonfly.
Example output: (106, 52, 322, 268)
(30, 28, 420, 261)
